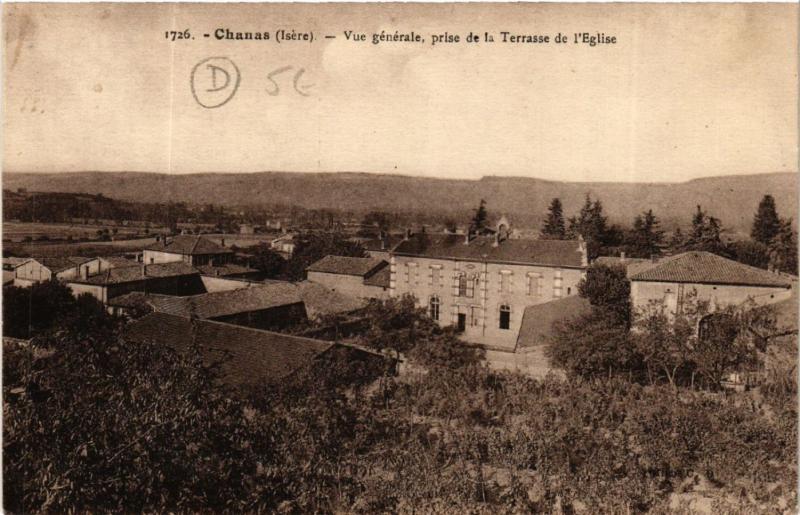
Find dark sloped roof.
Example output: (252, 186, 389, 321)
(34, 256, 93, 273)
(70, 262, 199, 285)
(143, 282, 303, 319)
(362, 235, 404, 252)
(295, 281, 367, 318)
(517, 295, 592, 349)
(393, 234, 586, 268)
(364, 265, 391, 288)
(306, 255, 387, 277)
(196, 263, 258, 276)
(629, 251, 792, 288)
(144, 235, 233, 255)
(123, 313, 334, 388)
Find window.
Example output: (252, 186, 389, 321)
(430, 266, 441, 287)
(499, 304, 511, 330)
(500, 273, 510, 293)
(429, 295, 440, 321)
(149, 257, 155, 264)
(457, 273, 475, 298)
(527, 273, 540, 297)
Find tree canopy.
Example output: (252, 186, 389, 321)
(540, 198, 567, 240)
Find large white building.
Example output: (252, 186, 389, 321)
(389, 228, 588, 351)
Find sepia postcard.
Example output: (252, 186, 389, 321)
(2, 2, 798, 513)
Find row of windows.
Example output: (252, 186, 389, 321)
(405, 264, 565, 298)
(428, 295, 511, 330)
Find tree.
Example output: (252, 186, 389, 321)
(751, 195, 782, 245)
(470, 199, 489, 233)
(578, 263, 631, 326)
(728, 240, 770, 270)
(567, 194, 612, 259)
(682, 205, 729, 256)
(2, 281, 103, 339)
(540, 198, 567, 240)
(768, 218, 798, 274)
(624, 209, 664, 258)
(246, 243, 286, 278)
(547, 308, 639, 379)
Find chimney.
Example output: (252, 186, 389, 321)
(404, 228, 411, 241)
(620, 251, 626, 262)
(464, 229, 472, 245)
(492, 233, 500, 247)
(221, 237, 225, 247)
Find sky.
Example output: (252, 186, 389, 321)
(3, 3, 798, 183)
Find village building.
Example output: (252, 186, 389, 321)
(361, 233, 404, 262)
(195, 263, 261, 280)
(64, 262, 205, 303)
(306, 255, 390, 299)
(13, 256, 99, 287)
(142, 235, 233, 266)
(628, 251, 793, 315)
(109, 282, 307, 331)
(390, 226, 588, 350)
(3, 257, 27, 285)
(123, 313, 390, 392)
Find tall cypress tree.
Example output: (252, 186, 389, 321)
(471, 199, 489, 233)
(540, 198, 567, 240)
(751, 194, 781, 245)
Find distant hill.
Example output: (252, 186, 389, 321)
(3, 171, 797, 233)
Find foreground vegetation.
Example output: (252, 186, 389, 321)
(4, 290, 796, 513)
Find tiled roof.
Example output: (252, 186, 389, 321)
(517, 296, 592, 349)
(142, 282, 303, 320)
(123, 313, 334, 388)
(33, 256, 94, 273)
(71, 262, 199, 285)
(393, 234, 586, 268)
(306, 255, 386, 277)
(196, 263, 259, 277)
(364, 265, 391, 288)
(629, 251, 793, 288)
(295, 281, 367, 318)
(144, 235, 233, 255)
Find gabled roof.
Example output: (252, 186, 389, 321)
(123, 313, 334, 388)
(30, 256, 94, 274)
(306, 256, 387, 277)
(517, 296, 592, 349)
(393, 234, 586, 268)
(629, 251, 793, 288)
(137, 282, 303, 320)
(144, 235, 233, 255)
(3, 257, 27, 268)
(69, 262, 199, 285)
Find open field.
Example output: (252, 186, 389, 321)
(2, 222, 165, 243)
(3, 236, 158, 258)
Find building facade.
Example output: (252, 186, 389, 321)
(142, 235, 233, 266)
(390, 232, 588, 350)
(629, 251, 793, 316)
